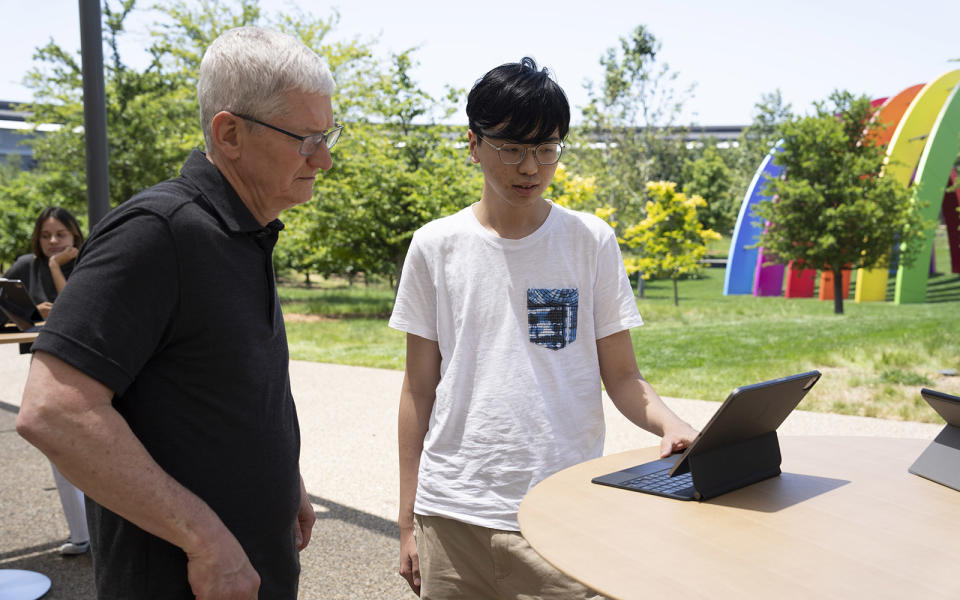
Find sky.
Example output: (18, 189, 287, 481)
(2, 0, 958, 126)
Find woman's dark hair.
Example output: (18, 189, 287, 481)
(466, 57, 570, 143)
(30, 206, 85, 258)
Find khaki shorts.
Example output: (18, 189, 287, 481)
(414, 514, 604, 600)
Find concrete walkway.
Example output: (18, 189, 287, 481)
(0, 344, 942, 599)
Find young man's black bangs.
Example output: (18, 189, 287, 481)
(477, 95, 570, 143)
(494, 111, 566, 143)
(467, 58, 570, 142)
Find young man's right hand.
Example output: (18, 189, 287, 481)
(36, 301, 53, 319)
(398, 526, 421, 596)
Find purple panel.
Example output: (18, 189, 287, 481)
(753, 247, 785, 296)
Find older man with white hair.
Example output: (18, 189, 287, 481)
(17, 26, 342, 599)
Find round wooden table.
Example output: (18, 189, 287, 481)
(519, 436, 960, 600)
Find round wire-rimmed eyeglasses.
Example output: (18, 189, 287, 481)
(233, 113, 344, 156)
(478, 135, 563, 165)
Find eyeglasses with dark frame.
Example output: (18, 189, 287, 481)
(478, 135, 563, 166)
(233, 113, 344, 156)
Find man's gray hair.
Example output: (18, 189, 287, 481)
(198, 26, 336, 153)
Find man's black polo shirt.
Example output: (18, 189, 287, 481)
(33, 150, 302, 599)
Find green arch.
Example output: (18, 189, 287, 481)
(854, 69, 960, 302)
(894, 80, 960, 303)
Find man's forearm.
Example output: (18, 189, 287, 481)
(17, 352, 235, 556)
(398, 390, 426, 531)
(397, 334, 440, 530)
(607, 375, 689, 435)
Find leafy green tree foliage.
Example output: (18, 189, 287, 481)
(753, 91, 927, 314)
(547, 164, 599, 213)
(681, 145, 736, 234)
(721, 91, 793, 221)
(570, 25, 694, 235)
(623, 181, 720, 306)
(278, 51, 481, 288)
(0, 158, 52, 270)
(0, 0, 270, 268)
(18, 0, 206, 213)
(734, 91, 792, 176)
(1, 0, 478, 286)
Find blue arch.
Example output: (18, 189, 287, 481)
(723, 142, 783, 295)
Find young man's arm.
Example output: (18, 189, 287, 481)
(597, 330, 698, 457)
(17, 351, 260, 600)
(397, 333, 441, 596)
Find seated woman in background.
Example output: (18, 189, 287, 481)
(2, 205, 90, 555)
(3, 206, 85, 319)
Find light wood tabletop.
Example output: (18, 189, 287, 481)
(519, 436, 960, 600)
(0, 329, 40, 345)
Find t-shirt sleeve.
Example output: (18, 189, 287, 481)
(388, 233, 438, 341)
(593, 228, 643, 339)
(31, 211, 179, 395)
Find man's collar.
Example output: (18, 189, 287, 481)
(179, 149, 284, 235)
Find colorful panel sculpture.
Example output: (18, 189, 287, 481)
(784, 261, 816, 298)
(894, 80, 960, 303)
(753, 248, 785, 296)
(818, 269, 852, 300)
(722, 75, 960, 305)
(855, 70, 960, 302)
(868, 85, 924, 147)
(723, 144, 783, 295)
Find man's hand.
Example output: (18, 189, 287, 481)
(398, 525, 421, 596)
(295, 476, 316, 551)
(658, 422, 699, 458)
(186, 531, 260, 600)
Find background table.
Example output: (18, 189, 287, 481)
(519, 436, 960, 599)
(0, 330, 40, 345)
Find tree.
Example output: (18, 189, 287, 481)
(570, 25, 695, 236)
(623, 181, 720, 306)
(681, 145, 736, 234)
(281, 50, 481, 289)
(753, 91, 928, 314)
(726, 91, 793, 215)
(2, 0, 479, 287)
(17, 0, 210, 213)
(546, 164, 599, 213)
(735, 91, 793, 173)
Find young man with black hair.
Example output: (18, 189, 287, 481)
(391, 57, 697, 599)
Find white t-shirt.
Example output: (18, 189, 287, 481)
(389, 201, 643, 530)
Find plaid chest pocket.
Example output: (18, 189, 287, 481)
(527, 288, 579, 351)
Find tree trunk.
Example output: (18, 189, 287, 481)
(673, 278, 679, 307)
(636, 274, 644, 298)
(833, 267, 844, 314)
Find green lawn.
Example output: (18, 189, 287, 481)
(280, 226, 960, 423)
(631, 270, 960, 421)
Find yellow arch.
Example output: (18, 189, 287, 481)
(854, 69, 960, 302)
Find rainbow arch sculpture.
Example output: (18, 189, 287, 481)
(855, 70, 960, 302)
(722, 143, 783, 295)
(723, 70, 960, 303)
(894, 79, 960, 303)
